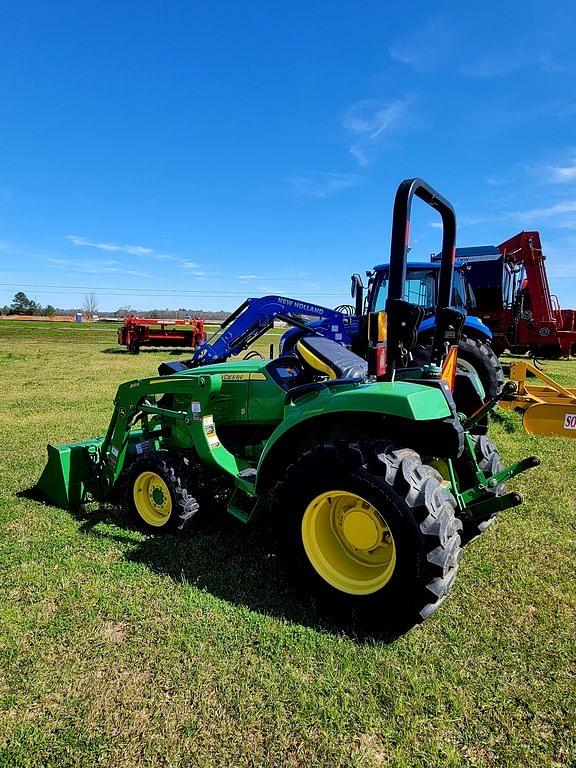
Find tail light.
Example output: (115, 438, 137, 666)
(375, 345, 387, 377)
(367, 311, 387, 379)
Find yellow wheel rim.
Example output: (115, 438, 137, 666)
(301, 490, 396, 595)
(132, 471, 172, 527)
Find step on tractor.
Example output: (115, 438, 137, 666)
(37, 179, 539, 629)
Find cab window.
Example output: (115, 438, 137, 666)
(373, 269, 436, 311)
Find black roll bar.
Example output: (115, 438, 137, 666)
(387, 178, 457, 311)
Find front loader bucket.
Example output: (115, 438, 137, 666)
(37, 437, 105, 508)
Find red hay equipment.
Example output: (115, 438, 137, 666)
(118, 316, 206, 354)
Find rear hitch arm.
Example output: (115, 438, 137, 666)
(459, 455, 540, 507)
(462, 491, 524, 523)
(461, 380, 518, 431)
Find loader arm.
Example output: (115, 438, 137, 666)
(95, 373, 257, 498)
(37, 370, 260, 509)
(159, 295, 352, 374)
(499, 231, 556, 324)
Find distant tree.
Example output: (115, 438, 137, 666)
(10, 291, 41, 315)
(81, 292, 98, 320)
(116, 305, 131, 318)
(44, 305, 56, 317)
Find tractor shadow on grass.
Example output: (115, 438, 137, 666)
(66, 499, 406, 645)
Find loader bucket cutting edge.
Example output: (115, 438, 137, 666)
(37, 437, 105, 508)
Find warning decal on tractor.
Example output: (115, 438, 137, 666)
(563, 414, 576, 429)
(203, 415, 221, 448)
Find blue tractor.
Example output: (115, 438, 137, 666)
(280, 258, 504, 401)
(356, 259, 503, 399)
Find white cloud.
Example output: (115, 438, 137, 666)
(463, 50, 574, 79)
(534, 159, 576, 184)
(462, 55, 527, 78)
(155, 253, 180, 261)
(485, 175, 506, 187)
(510, 200, 576, 222)
(429, 214, 492, 229)
(389, 21, 454, 71)
(343, 98, 412, 165)
(343, 99, 405, 138)
(66, 234, 206, 275)
(47, 257, 120, 273)
(66, 235, 155, 256)
(536, 54, 576, 74)
(237, 274, 265, 280)
(287, 171, 361, 198)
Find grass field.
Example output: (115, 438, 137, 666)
(0, 321, 574, 767)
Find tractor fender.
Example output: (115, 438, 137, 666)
(255, 382, 461, 494)
(461, 315, 493, 342)
(418, 314, 492, 342)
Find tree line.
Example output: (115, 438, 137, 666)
(2, 292, 56, 316)
(1, 291, 229, 322)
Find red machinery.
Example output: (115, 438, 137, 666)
(118, 316, 206, 354)
(459, 231, 576, 358)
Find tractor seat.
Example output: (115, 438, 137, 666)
(294, 336, 367, 380)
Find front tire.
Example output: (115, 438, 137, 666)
(124, 450, 199, 532)
(274, 439, 462, 627)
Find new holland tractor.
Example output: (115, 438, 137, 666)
(280, 256, 504, 402)
(37, 179, 538, 628)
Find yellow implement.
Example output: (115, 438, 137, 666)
(501, 360, 576, 437)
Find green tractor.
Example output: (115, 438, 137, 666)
(37, 179, 538, 628)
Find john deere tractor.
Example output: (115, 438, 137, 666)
(37, 179, 538, 628)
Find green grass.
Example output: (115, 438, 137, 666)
(0, 321, 574, 767)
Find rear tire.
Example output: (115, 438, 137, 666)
(124, 450, 199, 532)
(457, 336, 504, 399)
(128, 340, 140, 355)
(274, 439, 462, 628)
(414, 335, 504, 401)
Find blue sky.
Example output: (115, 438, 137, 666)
(1, 0, 576, 312)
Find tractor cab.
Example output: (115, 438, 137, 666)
(367, 261, 471, 316)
